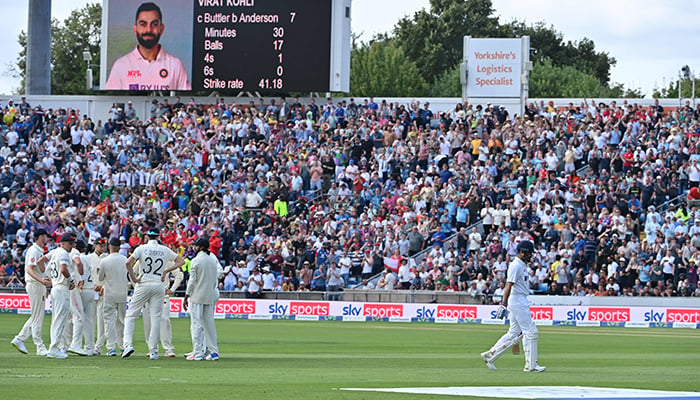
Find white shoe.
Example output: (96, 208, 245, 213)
(36, 347, 49, 356)
(524, 364, 546, 372)
(84, 349, 95, 356)
(184, 351, 194, 358)
(122, 347, 134, 358)
(68, 346, 88, 356)
(11, 338, 28, 354)
(148, 352, 159, 360)
(186, 354, 203, 361)
(48, 351, 68, 359)
(205, 352, 219, 361)
(480, 351, 497, 371)
(164, 351, 176, 358)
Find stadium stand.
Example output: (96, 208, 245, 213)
(1, 96, 699, 302)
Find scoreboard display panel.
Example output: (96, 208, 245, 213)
(100, 0, 351, 92)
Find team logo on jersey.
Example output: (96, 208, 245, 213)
(159, 69, 169, 78)
(127, 70, 142, 77)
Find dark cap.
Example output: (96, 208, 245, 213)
(516, 240, 535, 253)
(194, 237, 210, 248)
(147, 227, 160, 237)
(60, 233, 76, 243)
(35, 228, 48, 237)
(96, 237, 107, 245)
(109, 237, 121, 247)
(75, 239, 87, 251)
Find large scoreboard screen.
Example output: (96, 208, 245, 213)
(100, 0, 351, 92)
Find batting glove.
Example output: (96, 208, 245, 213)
(496, 304, 507, 319)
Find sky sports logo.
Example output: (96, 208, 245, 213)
(665, 309, 700, 323)
(215, 300, 256, 315)
(566, 307, 631, 322)
(342, 303, 404, 317)
(0, 295, 31, 309)
(268, 302, 330, 316)
(411, 305, 478, 319)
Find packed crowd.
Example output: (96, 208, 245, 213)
(1, 94, 700, 300)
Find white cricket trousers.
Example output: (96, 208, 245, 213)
(61, 288, 85, 350)
(505, 295, 534, 338)
(48, 286, 70, 355)
(75, 290, 97, 352)
(189, 303, 218, 357)
(123, 282, 165, 354)
(15, 281, 47, 348)
(103, 300, 125, 352)
(488, 295, 534, 357)
(95, 296, 106, 352)
(143, 297, 174, 353)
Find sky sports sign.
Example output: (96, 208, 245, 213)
(1, 294, 698, 328)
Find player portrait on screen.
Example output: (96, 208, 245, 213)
(105, 2, 191, 91)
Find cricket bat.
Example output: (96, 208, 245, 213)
(512, 341, 521, 355)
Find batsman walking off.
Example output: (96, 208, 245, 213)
(481, 240, 546, 372)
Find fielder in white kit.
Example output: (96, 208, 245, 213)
(481, 240, 546, 372)
(184, 237, 223, 361)
(122, 227, 184, 359)
(88, 238, 108, 355)
(142, 259, 183, 358)
(61, 240, 87, 356)
(11, 229, 51, 355)
(38, 233, 77, 359)
(98, 237, 129, 356)
(68, 240, 97, 355)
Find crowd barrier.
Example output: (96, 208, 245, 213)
(1, 293, 699, 329)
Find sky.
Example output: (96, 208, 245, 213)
(1, 0, 699, 97)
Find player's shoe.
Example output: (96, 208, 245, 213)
(47, 351, 68, 359)
(148, 352, 159, 361)
(11, 338, 28, 354)
(205, 352, 219, 361)
(107, 349, 117, 357)
(121, 347, 134, 358)
(480, 351, 497, 371)
(84, 350, 95, 356)
(186, 354, 203, 361)
(68, 346, 88, 356)
(523, 364, 546, 372)
(36, 346, 49, 356)
(184, 351, 194, 358)
(164, 351, 176, 358)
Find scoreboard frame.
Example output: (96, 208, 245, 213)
(100, 0, 351, 93)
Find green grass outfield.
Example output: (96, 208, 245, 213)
(1, 314, 699, 400)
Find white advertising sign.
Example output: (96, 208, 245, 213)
(467, 38, 522, 98)
(1, 294, 699, 329)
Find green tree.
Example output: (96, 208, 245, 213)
(393, 0, 501, 85)
(529, 58, 617, 98)
(653, 78, 699, 99)
(14, 2, 101, 95)
(350, 39, 429, 97)
(505, 21, 616, 85)
(429, 65, 461, 97)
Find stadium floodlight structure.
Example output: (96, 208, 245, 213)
(680, 65, 695, 108)
(83, 49, 93, 91)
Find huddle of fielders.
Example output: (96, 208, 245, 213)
(11, 229, 222, 361)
